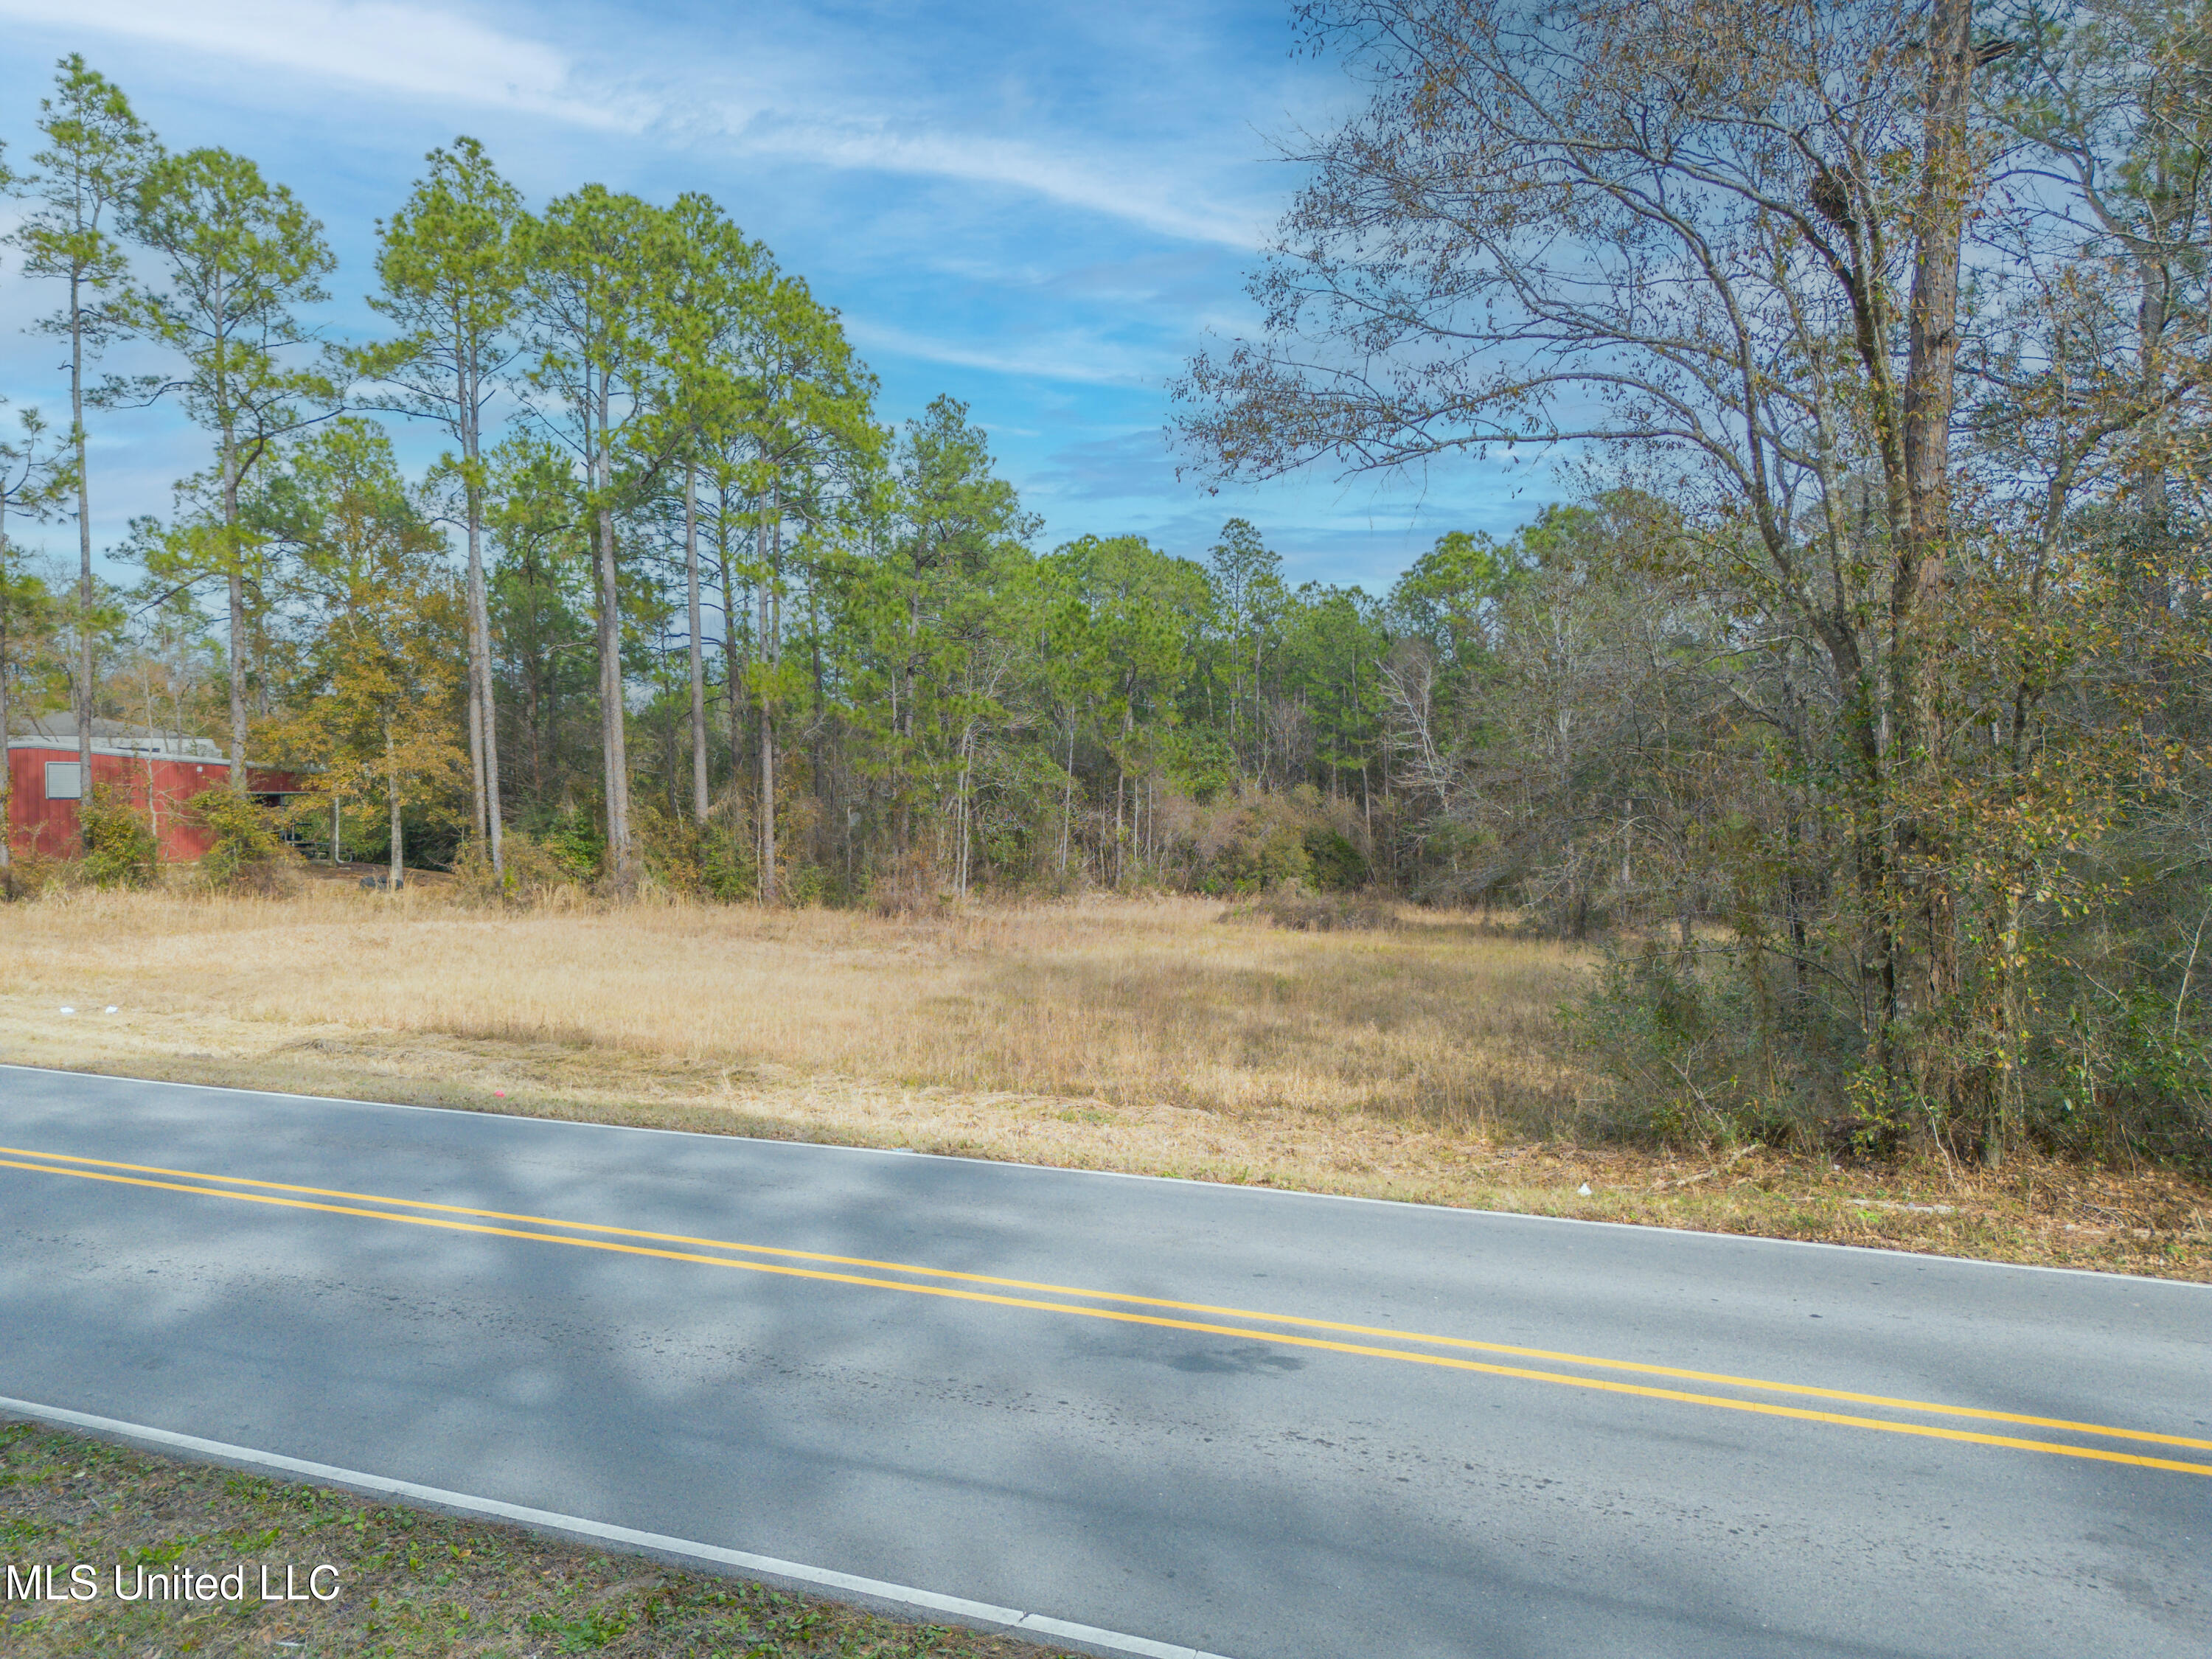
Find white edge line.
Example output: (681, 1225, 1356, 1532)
(0, 1394, 1234, 1659)
(1, 1062, 2203, 1290)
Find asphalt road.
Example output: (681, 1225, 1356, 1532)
(0, 1065, 2205, 1658)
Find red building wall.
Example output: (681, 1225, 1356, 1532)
(5, 746, 302, 863)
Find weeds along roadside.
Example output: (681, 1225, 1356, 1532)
(0, 1419, 1066, 1659)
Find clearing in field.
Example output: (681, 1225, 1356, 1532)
(0, 883, 2204, 1279)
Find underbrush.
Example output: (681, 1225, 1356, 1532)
(77, 785, 161, 889)
(188, 790, 301, 895)
(1568, 939, 2212, 1175)
(451, 828, 599, 908)
(1158, 783, 1374, 894)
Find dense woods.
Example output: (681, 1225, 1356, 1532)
(3, 3, 2210, 1169)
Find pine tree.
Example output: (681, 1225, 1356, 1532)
(9, 56, 156, 785)
(121, 147, 335, 789)
(355, 137, 524, 879)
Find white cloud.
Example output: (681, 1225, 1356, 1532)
(0, 0, 640, 128)
(734, 117, 1267, 251)
(0, 0, 1273, 248)
(844, 319, 1163, 388)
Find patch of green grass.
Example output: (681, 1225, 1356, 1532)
(0, 1421, 1063, 1658)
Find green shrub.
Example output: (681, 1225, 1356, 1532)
(636, 804, 754, 900)
(530, 811, 605, 883)
(79, 785, 159, 889)
(1214, 821, 1310, 892)
(1565, 943, 1803, 1150)
(2039, 975, 2212, 1169)
(185, 787, 296, 893)
(1161, 784, 1374, 896)
(1, 846, 65, 900)
(453, 830, 594, 906)
(699, 827, 757, 902)
(1302, 828, 1369, 891)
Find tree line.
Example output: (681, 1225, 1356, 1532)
(1176, 0, 2212, 1166)
(4, 6, 2208, 1169)
(0, 54, 1463, 909)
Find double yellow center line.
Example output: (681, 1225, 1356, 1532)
(4, 1142, 2206, 1478)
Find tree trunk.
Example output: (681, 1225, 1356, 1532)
(73, 270, 93, 802)
(597, 493, 627, 883)
(2138, 265, 2173, 614)
(1114, 766, 1125, 886)
(466, 677, 485, 837)
(592, 375, 632, 889)
(1899, 0, 1975, 609)
(897, 583, 919, 861)
(464, 390, 504, 878)
(1059, 715, 1076, 878)
(524, 653, 543, 801)
(956, 721, 975, 899)
(685, 466, 709, 824)
(386, 723, 403, 893)
(718, 488, 746, 804)
(808, 571, 827, 835)
(223, 422, 248, 793)
(757, 483, 778, 905)
(1253, 633, 1265, 785)
(1893, 0, 1978, 1030)
(1120, 704, 1135, 883)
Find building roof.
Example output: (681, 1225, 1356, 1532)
(7, 713, 227, 759)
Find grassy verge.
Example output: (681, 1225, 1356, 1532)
(0, 887, 2205, 1279)
(0, 1420, 1065, 1659)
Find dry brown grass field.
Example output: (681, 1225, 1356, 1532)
(1, 880, 2205, 1279)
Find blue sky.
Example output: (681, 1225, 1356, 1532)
(0, 0, 1550, 594)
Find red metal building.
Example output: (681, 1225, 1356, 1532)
(5, 715, 305, 863)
